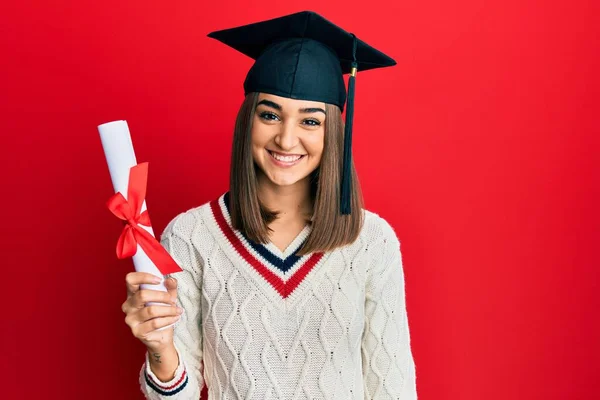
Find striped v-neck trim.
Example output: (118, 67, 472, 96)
(222, 192, 310, 272)
(210, 193, 324, 299)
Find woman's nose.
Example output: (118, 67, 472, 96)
(274, 121, 299, 150)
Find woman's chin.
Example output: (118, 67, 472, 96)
(268, 177, 300, 187)
(265, 171, 308, 187)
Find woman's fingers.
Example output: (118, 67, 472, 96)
(140, 304, 183, 322)
(125, 304, 182, 327)
(133, 315, 182, 339)
(123, 272, 179, 349)
(132, 289, 176, 309)
(164, 276, 178, 301)
(125, 272, 162, 295)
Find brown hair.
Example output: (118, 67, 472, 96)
(229, 92, 364, 255)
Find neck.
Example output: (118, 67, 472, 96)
(256, 173, 312, 221)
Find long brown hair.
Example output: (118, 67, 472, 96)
(229, 92, 364, 255)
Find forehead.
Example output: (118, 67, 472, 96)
(257, 92, 326, 110)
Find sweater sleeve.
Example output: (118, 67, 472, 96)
(138, 213, 205, 399)
(362, 217, 417, 399)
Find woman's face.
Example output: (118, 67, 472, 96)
(251, 93, 326, 187)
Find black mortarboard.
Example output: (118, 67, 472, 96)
(208, 11, 396, 214)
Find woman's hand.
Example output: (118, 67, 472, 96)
(122, 272, 183, 353)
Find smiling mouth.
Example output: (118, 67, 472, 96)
(267, 150, 306, 163)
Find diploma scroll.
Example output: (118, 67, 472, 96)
(99, 121, 180, 330)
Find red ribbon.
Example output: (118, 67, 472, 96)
(107, 162, 182, 275)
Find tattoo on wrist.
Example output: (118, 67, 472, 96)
(152, 352, 162, 363)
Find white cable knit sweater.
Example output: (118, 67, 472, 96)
(139, 193, 417, 399)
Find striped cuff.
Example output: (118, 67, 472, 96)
(144, 348, 189, 396)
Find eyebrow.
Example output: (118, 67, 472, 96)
(257, 99, 326, 115)
(300, 107, 326, 115)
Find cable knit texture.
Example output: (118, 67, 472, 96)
(139, 193, 417, 399)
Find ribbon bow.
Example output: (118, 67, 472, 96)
(107, 162, 182, 275)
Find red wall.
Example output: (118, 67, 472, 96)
(1, 1, 598, 399)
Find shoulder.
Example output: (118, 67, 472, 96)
(359, 209, 401, 248)
(160, 197, 216, 242)
(360, 210, 404, 278)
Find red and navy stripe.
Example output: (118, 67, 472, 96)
(145, 368, 188, 396)
(223, 192, 305, 273)
(212, 193, 323, 298)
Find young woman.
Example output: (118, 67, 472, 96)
(121, 11, 417, 399)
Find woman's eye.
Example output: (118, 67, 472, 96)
(259, 112, 280, 121)
(303, 119, 321, 126)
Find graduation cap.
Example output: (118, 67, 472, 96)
(208, 11, 396, 215)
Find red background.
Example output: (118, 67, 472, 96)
(1, 0, 599, 399)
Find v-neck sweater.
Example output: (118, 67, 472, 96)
(139, 193, 417, 399)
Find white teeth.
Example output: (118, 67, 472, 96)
(271, 152, 302, 162)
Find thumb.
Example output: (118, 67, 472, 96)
(165, 276, 178, 301)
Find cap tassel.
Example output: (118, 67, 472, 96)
(340, 35, 358, 215)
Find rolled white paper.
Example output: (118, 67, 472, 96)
(98, 120, 170, 293)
